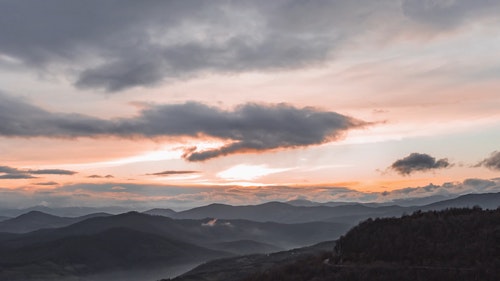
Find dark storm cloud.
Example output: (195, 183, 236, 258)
(147, 171, 199, 176)
(390, 153, 451, 175)
(1, 0, 498, 92)
(476, 151, 500, 171)
(0, 93, 369, 161)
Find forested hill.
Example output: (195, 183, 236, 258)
(243, 207, 500, 281)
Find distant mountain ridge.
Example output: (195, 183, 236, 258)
(142, 192, 500, 225)
(0, 206, 132, 218)
(0, 211, 111, 233)
(143, 208, 177, 217)
(0, 192, 498, 235)
(420, 192, 500, 210)
(286, 194, 452, 207)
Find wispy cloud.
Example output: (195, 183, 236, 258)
(0, 174, 37, 179)
(0, 165, 77, 180)
(87, 174, 115, 179)
(28, 169, 77, 175)
(389, 153, 451, 175)
(475, 151, 500, 171)
(35, 181, 59, 186)
(146, 170, 199, 176)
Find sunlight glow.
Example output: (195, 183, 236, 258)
(217, 164, 291, 181)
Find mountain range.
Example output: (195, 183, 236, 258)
(0, 212, 349, 281)
(143, 192, 500, 225)
(0, 191, 498, 281)
(0, 211, 110, 233)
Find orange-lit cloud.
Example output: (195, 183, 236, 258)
(0, 94, 370, 161)
(1, 177, 499, 210)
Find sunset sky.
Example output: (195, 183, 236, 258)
(1, 0, 499, 210)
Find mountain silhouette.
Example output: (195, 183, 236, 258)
(0, 211, 110, 233)
(0, 227, 229, 281)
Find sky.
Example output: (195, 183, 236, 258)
(0, 0, 499, 210)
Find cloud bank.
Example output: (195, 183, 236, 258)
(0, 93, 368, 161)
(1, 0, 498, 92)
(1, 178, 498, 209)
(390, 153, 451, 175)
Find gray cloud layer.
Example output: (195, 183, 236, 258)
(390, 153, 451, 175)
(477, 151, 500, 171)
(0, 93, 368, 161)
(0, 165, 77, 180)
(1, 0, 498, 92)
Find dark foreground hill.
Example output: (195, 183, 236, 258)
(241, 207, 500, 281)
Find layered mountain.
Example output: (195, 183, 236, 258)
(145, 192, 500, 225)
(0, 227, 228, 281)
(0, 206, 131, 218)
(0, 211, 110, 233)
(146, 201, 405, 224)
(0, 192, 498, 280)
(0, 212, 349, 280)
